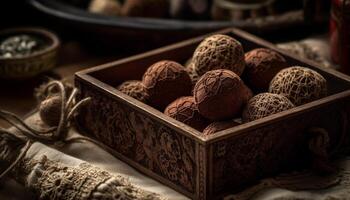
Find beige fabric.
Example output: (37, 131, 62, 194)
(0, 113, 188, 200)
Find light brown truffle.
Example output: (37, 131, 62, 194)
(121, 0, 169, 18)
(269, 66, 327, 106)
(39, 95, 62, 127)
(88, 0, 121, 16)
(203, 120, 240, 135)
(194, 69, 245, 121)
(142, 60, 192, 110)
(242, 93, 295, 122)
(244, 48, 288, 91)
(116, 80, 149, 103)
(164, 96, 208, 131)
(192, 34, 245, 76)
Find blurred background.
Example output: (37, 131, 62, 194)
(0, 0, 347, 123)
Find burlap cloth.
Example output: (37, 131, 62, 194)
(1, 36, 347, 200)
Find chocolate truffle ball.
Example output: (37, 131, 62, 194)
(241, 84, 254, 106)
(185, 61, 200, 88)
(164, 96, 208, 131)
(192, 34, 245, 76)
(244, 48, 288, 92)
(39, 95, 62, 127)
(88, 0, 121, 16)
(203, 120, 240, 136)
(269, 66, 327, 106)
(194, 69, 245, 121)
(142, 60, 192, 110)
(242, 93, 295, 122)
(121, 0, 169, 18)
(117, 80, 149, 103)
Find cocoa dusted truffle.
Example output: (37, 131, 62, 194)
(242, 93, 295, 122)
(194, 69, 245, 121)
(269, 66, 327, 106)
(203, 120, 240, 136)
(241, 84, 254, 106)
(142, 60, 192, 110)
(117, 80, 149, 103)
(244, 48, 288, 91)
(121, 0, 169, 18)
(192, 34, 245, 76)
(164, 96, 209, 131)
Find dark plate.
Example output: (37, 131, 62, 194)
(28, 0, 306, 52)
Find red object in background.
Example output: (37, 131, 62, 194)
(330, 0, 350, 74)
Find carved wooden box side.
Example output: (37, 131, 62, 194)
(75, 79, 200, 198)
(206, 95, 350, 198)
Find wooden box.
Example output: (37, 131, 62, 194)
(75, 28, 350, 200)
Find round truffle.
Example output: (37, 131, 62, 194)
(39, 95, 62, 127)
(194, 69, 245, 121)
(269, 66, 327, 106)
(88, 0, 121, 16)
(142, 60, 192, 110)
(121, 0, 169, 18)
(244, 48, 288, 91)
(185, 61, 200, 88)
(203, 120, 240, 136)
(242, 93, 295, 122)
(192, 34, 245, 76)
(117, 80, 149, 103)
(241, 84, 254, 106)
(164, 96, 208, 131)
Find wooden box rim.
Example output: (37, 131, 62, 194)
(75, 28, 350, 145)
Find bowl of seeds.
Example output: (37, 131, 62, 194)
(0, 27, 60, 80)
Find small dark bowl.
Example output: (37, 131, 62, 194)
(0, 27, 60, 80)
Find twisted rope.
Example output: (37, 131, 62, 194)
(0, 81, 91, 180)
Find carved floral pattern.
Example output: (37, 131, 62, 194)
(77, 84, 196, 193)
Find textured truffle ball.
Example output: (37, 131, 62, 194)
(164, 96, 208, 131)
(39, 95, 62, 127)
(269, 66, 327, 106)
(88, 0, 121, 16)
(242, 93, 295, 122)
(142, 60, 192, 110)
(192, 34, 245, 76)
(194, 69, 245, 121)
(117, 80, 149, 103)
(203, 120, 240, 135)
(244, 48, 288, 91)
(185, 61, 200, 88)
(121, 0, 169, 18)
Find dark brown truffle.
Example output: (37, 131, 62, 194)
(242, 93, 295, 122)
(121, 0, 169, 18)
(203, 120, 240, 136)
(192, 34, 245, 76)
(116, 80, 149, 103)
(244, 48, 288, 91)
(241, 84, 254, 106)
(39, 95, 62, 127)
(269, 66, 327, 106)
(142, 60, 192, 110)
(194, 69, 245, 121)
(164, 96, 209, 131)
